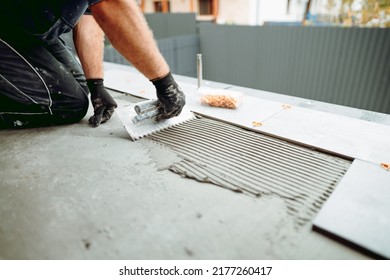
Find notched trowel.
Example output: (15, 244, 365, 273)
(116, 54, 203, 141)
(116, 99, 196, 141)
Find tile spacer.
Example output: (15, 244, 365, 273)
(252, 121, 263, 127)
(380, 163, 390, 171)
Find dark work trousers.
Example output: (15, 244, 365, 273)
(0, 34, 89, 128)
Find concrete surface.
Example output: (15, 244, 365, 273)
(2, 62, 389, 260)
(0, 93, 371, 260)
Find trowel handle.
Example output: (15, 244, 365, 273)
(132, 107, 160, 124)
(134, 99, 160, 115)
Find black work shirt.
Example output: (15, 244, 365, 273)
(0, 0, 102, 42)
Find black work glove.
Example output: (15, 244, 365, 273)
(152, 72, 186, 121)
(87, 79, 117, 127)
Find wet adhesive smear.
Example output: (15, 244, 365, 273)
(144, 117, 352, 226)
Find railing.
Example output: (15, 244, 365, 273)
(199, 23, 390, 114)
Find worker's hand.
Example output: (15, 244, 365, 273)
(87, 79, 117, 127)
(152, 72, 186, 121)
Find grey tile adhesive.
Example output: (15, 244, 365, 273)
(144, 116, 352, 226)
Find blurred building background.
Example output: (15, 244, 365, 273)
(137, 0, 390, 27)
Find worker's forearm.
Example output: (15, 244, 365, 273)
(73, 15, 105, 79)
(90, 0, 169, 80)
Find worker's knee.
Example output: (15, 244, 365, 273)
(51, 89, 89, 125)
(73, 92, 89, 122)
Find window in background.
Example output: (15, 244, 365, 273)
(199, 0, 213, 15)
(154, 0, 170, 13)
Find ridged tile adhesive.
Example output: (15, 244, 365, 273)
(145, 116, 352, 226)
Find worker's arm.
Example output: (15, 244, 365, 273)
(73, 15, 117, 127)
(89, 0, 185, 120)
(73, 14, 105, 79)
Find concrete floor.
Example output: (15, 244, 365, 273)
(1, 84, 375, 260)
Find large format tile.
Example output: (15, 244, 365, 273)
(313, 159, 390, 259)
(257, 106, 390, 164)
